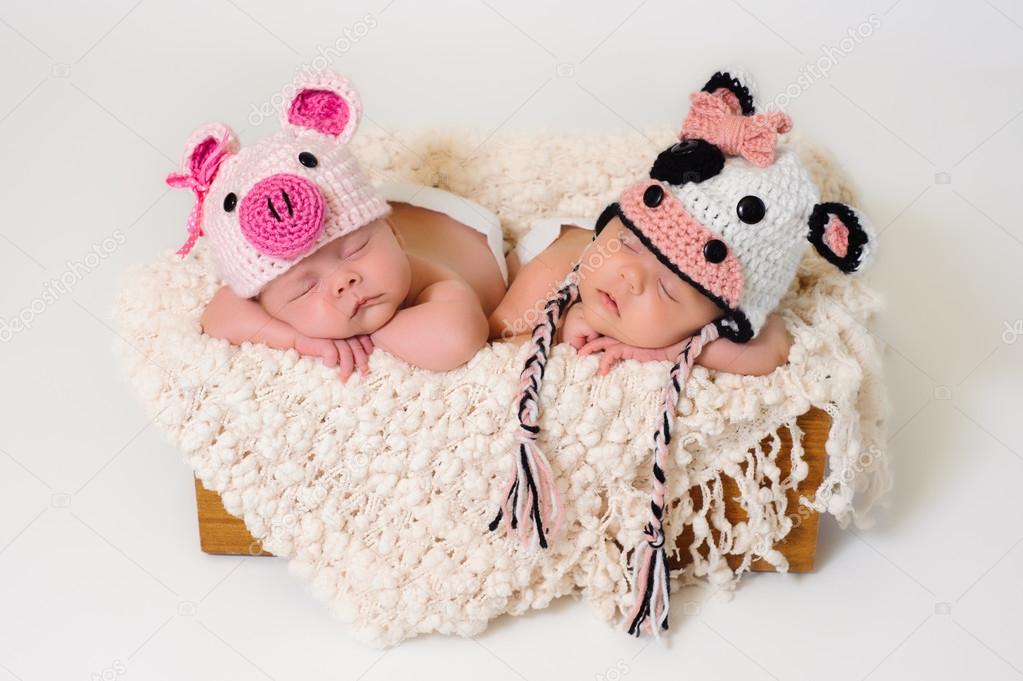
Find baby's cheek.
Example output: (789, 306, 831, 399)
(366, 300, 400, 333)
(580, 299, 615, 338)
(619, 305, 679, 348)
(286, 301, 347, 338)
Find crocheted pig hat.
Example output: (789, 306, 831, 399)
(167, 72, 391, 298)
(488, 68, 877, 638)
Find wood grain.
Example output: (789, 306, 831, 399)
(194, 478, 271, 557)
(194, 407, 830, 572)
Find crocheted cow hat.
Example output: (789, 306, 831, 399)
(167, 72, 390, 298)
(489, 68, 877, 638)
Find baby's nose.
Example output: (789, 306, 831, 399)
(239, 173, 325, 259)
(330, 271, 360, 297)
(619, 264, 642, 292)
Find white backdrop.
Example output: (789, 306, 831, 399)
(1, 1, 1021, 679)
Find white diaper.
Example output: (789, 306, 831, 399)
(378, 182, 508, 285)
(514, 216, 596, 268)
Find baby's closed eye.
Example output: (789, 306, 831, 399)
(291, 279, 316, 301)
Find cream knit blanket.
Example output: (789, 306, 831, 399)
(114, 127, 891, 647)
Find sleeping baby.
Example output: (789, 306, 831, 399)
(167, 72, 507, 381)
(490, 213, 793, 376)
(485, 68, 877, 637)
(487, 87, 807, 377)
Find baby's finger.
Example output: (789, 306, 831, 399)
(335, 348, 351, 381)
(337, 346, 355, 381)
(579, 336, 618, 356)
(599, 349, 622, 375)
(320, 343, 339, 367)
(358, 335, 374, 356)
(348, 338, 369, 375)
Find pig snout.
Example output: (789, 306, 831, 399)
(238, 173, 325, 259)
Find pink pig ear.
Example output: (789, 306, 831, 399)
(175, 123, 238, 186)
(281, 72, 361, 142)
(166, 123, 238, 257)
(807, 202, 876, 273)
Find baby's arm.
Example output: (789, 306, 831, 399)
(557, 302, 599, 348)
(489, 225, 592, 341)
(579, 312, 793, 377)
(200, 286, 299, 349)
(370, 278, 489, 372)
(693, 313, 793, 375)
(200, 286, 341, 367)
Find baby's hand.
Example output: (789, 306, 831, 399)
(562, 304, 601, 350)
(333, 335, 374, 382)
(294, 334, 374, 382)
(294, 334, 340, 367)
(578, 337, 683, 375)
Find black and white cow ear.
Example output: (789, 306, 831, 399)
(701, 67, 759, 115)
(807, 202, 876, 273)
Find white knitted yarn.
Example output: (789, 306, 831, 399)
(672, 148, 824, 338)
(115, 127, 891, 647)
(173, 72, 391, 298)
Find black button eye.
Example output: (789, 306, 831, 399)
(703, 239, 727, 263)
(298, 152, 318, 168)
(223, 192, 237, 212)
(736, 195, 765, 224)
(643, 184, 664, 207)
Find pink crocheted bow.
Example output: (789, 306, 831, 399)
(681, 90, 792, 167)
(165, 134, 234, 256)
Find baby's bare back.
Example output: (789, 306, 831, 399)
(387, 202, 506, 317)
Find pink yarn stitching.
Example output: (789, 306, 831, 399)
(619, 181, 744, 306)
(166, 134, 234, 256)
(824, 215, 850, 258)
(238, 174, 325, 259)
(287, 89, 350, 137)
(681, 91, 792, 167)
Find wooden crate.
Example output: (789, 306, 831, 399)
(195, 408, 829, 571)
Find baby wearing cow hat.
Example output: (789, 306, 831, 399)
(488, 68, 877, 637)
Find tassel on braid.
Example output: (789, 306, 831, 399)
(489, 264, 582, 549)
(626, 321, 720, 637)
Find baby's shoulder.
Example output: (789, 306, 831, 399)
(416, 276, 475, 304)
(406, 256, 475, 306)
